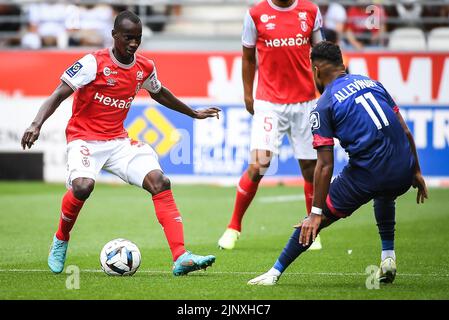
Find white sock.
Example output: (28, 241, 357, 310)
(267, 267, 281, 277)
(381, 250, 396, 261)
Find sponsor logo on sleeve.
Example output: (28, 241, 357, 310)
(309, 111, 320, 130)
(65, 62, 83, 78)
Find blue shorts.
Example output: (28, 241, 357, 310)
(325, 164, 413, 219)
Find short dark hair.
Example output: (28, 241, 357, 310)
(311, 41, 343, 66)
(114, 10, 141, 30)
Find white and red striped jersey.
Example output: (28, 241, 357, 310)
(242, 0, 322, 104)
(60, 48, 162, 143)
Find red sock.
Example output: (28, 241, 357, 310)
(304, 180, 314, 216)
(55, 190, 85, 241)
(227, 171, 260, 232)
(152, 190, 186, 261)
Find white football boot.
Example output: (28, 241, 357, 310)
(247, 272, 279, 286)
(218, 228, 240, 250)
(376, 256, 397, 283)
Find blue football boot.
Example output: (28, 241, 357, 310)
(173, 251, 216, 276)
(48, 235, 68, 274)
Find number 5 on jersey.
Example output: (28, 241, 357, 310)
(355, 92, 390, 130)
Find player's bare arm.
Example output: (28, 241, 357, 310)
(242, 46, 256, 115)
(21, 81, 74, 150)
(300, 146, 334, 246)
(396, 111, 428, 204)
(149, 86, 220, 120)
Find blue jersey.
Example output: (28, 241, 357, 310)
(311, 74, 414, 181)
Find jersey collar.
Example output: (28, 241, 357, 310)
(267, 0, 298, 12)
(108, 47, 136, 69)
(325, 73, 348, 91)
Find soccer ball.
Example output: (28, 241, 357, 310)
(100, 238, 141, 276)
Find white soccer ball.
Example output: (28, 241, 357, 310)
(100, 238, 141, 276)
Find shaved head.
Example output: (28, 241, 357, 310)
(114, 10, 141, 31)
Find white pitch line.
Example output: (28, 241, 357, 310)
(0, 269, 448, 278)
(258, 194, 305, 203)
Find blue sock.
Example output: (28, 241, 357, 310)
(273, 227, 311, 273)
(374, 197, 396, 251)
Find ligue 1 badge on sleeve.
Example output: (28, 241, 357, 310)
(66, 62, 83, 78)
(310, 111, 320, 130)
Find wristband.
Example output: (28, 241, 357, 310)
(311, 206, 323, 215)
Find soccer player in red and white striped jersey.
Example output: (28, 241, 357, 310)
(218, 0, 325, 251)
(21, 10, 220, 276)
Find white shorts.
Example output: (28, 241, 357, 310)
(66, 138, 161, 188)
(250, 99, 317, 160)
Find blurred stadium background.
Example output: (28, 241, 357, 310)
(0, 0, 449, 301)
(0, 0, 447, 186)
(0, 0, 448, 186)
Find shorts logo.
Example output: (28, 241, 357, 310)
(130, 139, 145, 148)
(310, 111, 320, 130)
(65, 62, 83, 78)
(82, 157, 90, 167)
(80, 145, 90, 156)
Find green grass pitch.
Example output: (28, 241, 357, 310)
(0, 182, 448, 300)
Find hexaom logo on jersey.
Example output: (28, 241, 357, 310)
(264, 34, 309, 48)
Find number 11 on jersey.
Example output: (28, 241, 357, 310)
(355, 92, 390, 129)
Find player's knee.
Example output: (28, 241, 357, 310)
(248, 161, 270, 180)
(144, 172, 171, 195)
(72, 179, 95, 200)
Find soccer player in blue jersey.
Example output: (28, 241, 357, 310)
(248, 41, 428, 285)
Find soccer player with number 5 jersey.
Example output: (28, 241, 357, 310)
(218, 0, 325, 251)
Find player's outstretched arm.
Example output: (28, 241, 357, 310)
(149, 86, 220, 119)
(300, 147, 334, 246)
(21, 81, 74, 150)
(396, 111, 428, 204)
